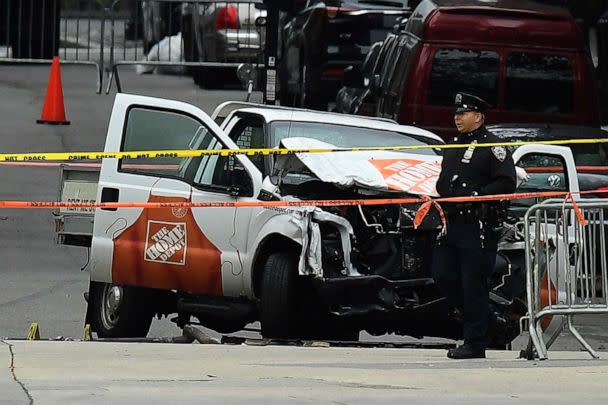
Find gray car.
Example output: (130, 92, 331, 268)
(181, 0, 265, 88)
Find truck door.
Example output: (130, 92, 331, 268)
(511, 144, 580, 217)
(90, 94, 260, 297)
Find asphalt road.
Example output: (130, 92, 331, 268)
(0, 63, 607, 355)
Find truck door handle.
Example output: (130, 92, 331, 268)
(100, 187, 119, 211)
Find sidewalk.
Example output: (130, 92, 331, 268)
(2, 340, 607, 405)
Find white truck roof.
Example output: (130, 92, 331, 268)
(234, 107, 444, 144)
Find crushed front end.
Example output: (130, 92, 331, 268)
(304, 202, 442, 321)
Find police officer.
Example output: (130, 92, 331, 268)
(432, 92, 516, 359)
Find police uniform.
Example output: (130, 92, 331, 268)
(432, 93, 516, 359)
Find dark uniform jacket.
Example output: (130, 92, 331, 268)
(436, 125, 516, 222)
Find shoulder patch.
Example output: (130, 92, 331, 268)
(491, 146, 507, 162)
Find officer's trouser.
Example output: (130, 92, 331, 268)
(432, 222, 499, 349)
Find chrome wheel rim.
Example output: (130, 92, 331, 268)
(101, 284, 123, 330)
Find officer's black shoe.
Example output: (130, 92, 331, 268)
(447, 345, 486, 359)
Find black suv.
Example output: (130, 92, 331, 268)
(280, 0, 411, 109)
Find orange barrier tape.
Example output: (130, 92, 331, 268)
(562, 192, 588, 226)
(3, 189, 607, 212)
(414, 195, 447, 229)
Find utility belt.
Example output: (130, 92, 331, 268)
(444, 202, 506, 227)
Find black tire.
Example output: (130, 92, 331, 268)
(88, 281, 153, 338)
(259, 252, 360, 341)
(259, 252, 300, 339)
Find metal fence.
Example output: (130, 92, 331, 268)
(524, 199, 608, 359)
(0, 0, 266, 93)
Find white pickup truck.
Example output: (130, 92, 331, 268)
(55, 93, 580, 344)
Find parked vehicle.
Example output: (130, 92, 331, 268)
(181, 0, 265, 88)
(335, 32, 397, 115)
(373, 0, 601, 140)
(489, 124, 608, 197)
(137, 0, 182, 53)
(55, 94, 580, 346)
(280, 0, 411, 109)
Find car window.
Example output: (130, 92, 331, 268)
(229, 118, 266, 174)
(505, 53, 574, 114)
(120, 107, 215, 183)
(362, 42, 382, 78)
(270, 121, 440, 155)
(388, 36, 414, 94)
(379, 36, 401, 91)
(427, 49, 499, 108)
(570, 143, 608, 167)
(373, 34, 395, 77)
(512, 153, 568, 215)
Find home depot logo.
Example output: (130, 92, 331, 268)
(369, 158, 441, 194)
(144, 221, 187, 265)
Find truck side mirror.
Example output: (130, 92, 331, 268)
(342, 65, 364, 88)
(228, 159, 254, 197)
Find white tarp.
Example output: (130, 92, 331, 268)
(279, 138, 443, 196)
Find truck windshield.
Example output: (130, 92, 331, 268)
(270, 121, 441, 155)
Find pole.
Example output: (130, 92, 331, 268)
(262, 0, 280, 105)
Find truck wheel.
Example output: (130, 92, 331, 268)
(259, 252, 300, 339)
(88, 281, 153, 338)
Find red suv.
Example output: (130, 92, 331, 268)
(374, 0, 601, 140)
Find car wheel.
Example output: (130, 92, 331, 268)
(259, 252, 300, 339)
(88, 281, 153, 338)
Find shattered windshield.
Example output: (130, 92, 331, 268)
(270, 121, 441, 156)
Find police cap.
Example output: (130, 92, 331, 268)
(454, 92, 491, 114)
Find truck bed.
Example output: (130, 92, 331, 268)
(54, 165, 99, 247)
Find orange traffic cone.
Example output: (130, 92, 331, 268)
(37, 56, 70, 125)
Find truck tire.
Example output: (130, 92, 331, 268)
(259, 252, 300, 339)
(259, 251, 359, 341)
(88, 281, 153, 338)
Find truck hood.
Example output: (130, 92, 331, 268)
(276, 138, 442, 197)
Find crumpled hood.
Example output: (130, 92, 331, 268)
(276, 138, 442, 197)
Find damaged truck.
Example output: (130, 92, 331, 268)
(55, 94, 580, 346)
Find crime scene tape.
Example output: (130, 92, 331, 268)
(2, 189, 606, 209)
(2, 137, 608, 161)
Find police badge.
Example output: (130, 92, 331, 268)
(491, 146, 507, 162)
(455, 93, 462, 104)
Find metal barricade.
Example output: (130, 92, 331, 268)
(105, 0, 266, 93)
(1, 0, 266, 93)
(0, 0, 106, 93)
(524, 199, 608, 359)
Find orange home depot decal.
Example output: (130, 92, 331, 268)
(144, 221, 187, 265)
(112, 194, 223, 295)
(369, 158, 441, 194)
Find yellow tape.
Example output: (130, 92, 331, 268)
(2, 138, 608, 162)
